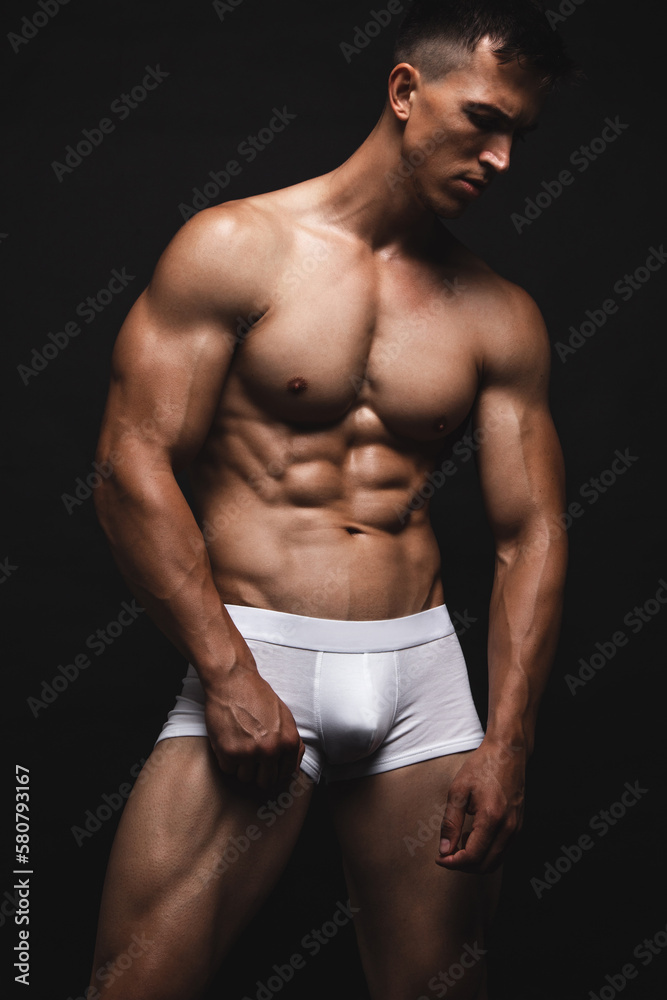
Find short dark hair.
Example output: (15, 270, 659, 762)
(393, 0, 579, 91)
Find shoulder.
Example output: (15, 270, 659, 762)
(169, 195, 288, 256)
(483, 276, 551, 389)
(147, 197, 289, 317)
(450, 242, 551, 389)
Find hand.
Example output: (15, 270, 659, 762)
(435, 739, 526, 873)
(204, 666, 305, 791)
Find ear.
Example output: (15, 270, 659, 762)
(387, 63, 420, 122)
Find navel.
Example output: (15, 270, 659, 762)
(287, 376, 308, 393)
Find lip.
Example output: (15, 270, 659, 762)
(455, 177, 487, 197)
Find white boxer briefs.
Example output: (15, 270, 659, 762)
(154, 602, 485, 784)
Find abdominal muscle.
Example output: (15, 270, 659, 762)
(189, 409, 446, 622)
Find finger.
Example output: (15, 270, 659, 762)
(214, 752, 238, 778)
(436, 812, 503, 872)
(277, 740, 304, 788)
(473, 819, 521, 873)
(235, 760, 257, 784)
(439, 785, 470, 857)
(436, 840, 504, 874)
(255, 756, 279, 791)
(276, 728, 305, 787)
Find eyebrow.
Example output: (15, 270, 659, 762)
(465, 101, 540, 132)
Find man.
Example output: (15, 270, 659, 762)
(88, 2, 574, 997)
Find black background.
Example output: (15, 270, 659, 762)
(4, 1, 666, 998)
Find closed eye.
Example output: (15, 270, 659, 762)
(467, 112, 501, 132)
(467, 111, 538, 144)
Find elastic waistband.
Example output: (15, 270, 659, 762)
(224, 603, 456, 652)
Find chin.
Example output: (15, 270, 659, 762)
(422, 194, 466, 219)
(413, 176, 465, 218)
(435, 202, 466, 219)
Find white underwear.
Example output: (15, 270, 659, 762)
(154, 603, 485, 784)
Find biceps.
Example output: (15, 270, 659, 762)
(473, 392, 565, 541)
(97, 291, 235, 471)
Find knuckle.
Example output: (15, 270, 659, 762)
(482, 808, 504, 826)
(448, 792, 468, 809)
(215, 747, 236, 767)
(280, 731, 301, 752)
(257, 740, 281, 759)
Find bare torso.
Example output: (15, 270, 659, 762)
(187, 177, 492, 620)
(89, 46, 568, 996)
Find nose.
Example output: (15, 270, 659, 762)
(479, 136, 512, 175)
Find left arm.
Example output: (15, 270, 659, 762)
(437, 285, 568, 873)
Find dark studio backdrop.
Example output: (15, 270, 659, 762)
(3, 0, 666, 997)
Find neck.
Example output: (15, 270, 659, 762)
(321, 105, 440, 253)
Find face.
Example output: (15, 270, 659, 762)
(390, 36, 545, 218)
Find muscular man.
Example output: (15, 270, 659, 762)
(88, 2, 574, 997)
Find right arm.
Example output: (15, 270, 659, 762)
(93, 205, 305, 789)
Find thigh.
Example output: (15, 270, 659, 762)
(88, 736, 315, 1000)
(326, 752, 502, 1000)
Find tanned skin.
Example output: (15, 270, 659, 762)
(89, 38, 567, 1000)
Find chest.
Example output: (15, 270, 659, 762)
(229, 247, 482, 442)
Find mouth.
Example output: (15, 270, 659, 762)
(455, 176, 488, 198)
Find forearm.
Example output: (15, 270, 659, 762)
(93, 464, 255, 691)
(483, 530, 568, 757)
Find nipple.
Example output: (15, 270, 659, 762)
(287, 376, 308, 393)
(434, 417, 447, 433)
